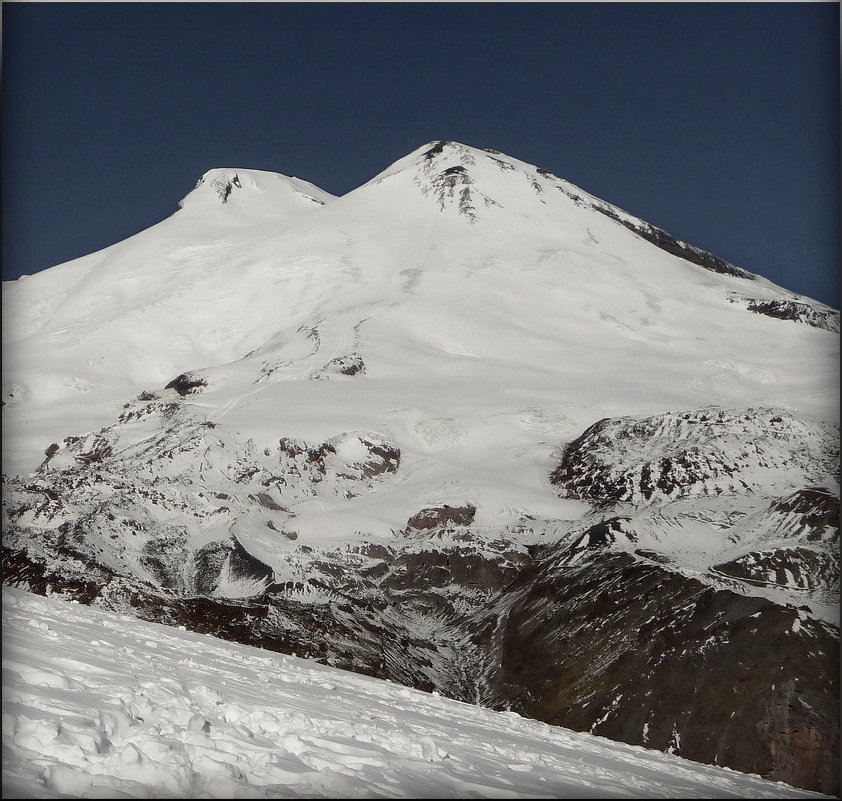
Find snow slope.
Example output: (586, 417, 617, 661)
(1, 585, 831, 799)
(2, 140, 837, 482)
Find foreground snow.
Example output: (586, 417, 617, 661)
(1, 586, 828, 799)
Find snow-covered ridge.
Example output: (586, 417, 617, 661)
(551, 406, 840, 504)
(176, 167, 336, 215)
(358, 139, 768, 282)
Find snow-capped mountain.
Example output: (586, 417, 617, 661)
(2, 140, 839, 795)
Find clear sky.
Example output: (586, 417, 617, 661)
(2, 2, 839, 308)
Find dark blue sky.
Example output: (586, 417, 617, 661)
(3, 2, 839, 307)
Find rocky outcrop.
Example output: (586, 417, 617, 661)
(140, 529, 191, 590)
(384, 545, 527, 593)
(404, 504, 476, 533)
(485, 547, 839, 795)
(767, 488, 840, 541)
(713, 547, 838, 593)
(731, 297, 840, 333)
(550, 407, 838, 504)
(193, 537, 275, 596)
(271, 431, 400, 499)
(592, 206, 754, 279)
(414, 140, 500, 220)
(164, 372, 208, 396)
(313, 353, 366, 378)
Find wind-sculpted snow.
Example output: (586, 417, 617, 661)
(4, 586, 830, 800)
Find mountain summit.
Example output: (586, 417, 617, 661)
(176, 167, 335, 216)
(3, 139, 836, 451)
(2, 141, 839, 794)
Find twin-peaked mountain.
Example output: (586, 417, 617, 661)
(2, 141, 839, 795)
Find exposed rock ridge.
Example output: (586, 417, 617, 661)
(550, 407, 839, 505)
(532, 163, 755, 280)
(413, 140, 500, 221)
(728, 295, 840, 333)
(409, 141, 760, 285)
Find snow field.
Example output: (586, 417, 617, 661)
(2, 586, 831, 799)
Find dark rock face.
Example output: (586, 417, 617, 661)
(354, 438, 401, 479)
(192, 537, 275, 596)
(193, 540, 234, 595)
(271, 432, 400, 495)
(405, 504, 476, 532)
(2, 546, 115, 605)
(228, 538, 275, 585)
(557, 517, 635, 565)
(40, 443, 60, 469)
(714, 547, 838, 593)
(140, 529, 190, 590)
(487, 548, 839, 796)
(384, 545, 524, 592)
(314, 353, 366, 378)
(725, 295, 839, 332)
(769, 488, 840, 540)
(756, 679, 839, 794)
(253, 492, 286, 511)
(591, 206, 754, 279)
(164, 372, 208, 396)
(745, 299, 840, 333)
(422, 140, 450, 160)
